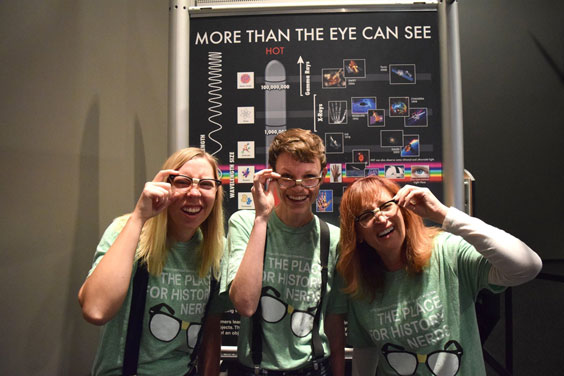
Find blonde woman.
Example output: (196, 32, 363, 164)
(79, 148, 227, 376)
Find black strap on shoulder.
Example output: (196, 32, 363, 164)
(251, 295, 263, 368)
(312, 218, 330, 360)
(122, 261, 149, 376)
(186, 273, 218, 375)
(251, 232, 266, 368)
(250, 219, 331, 369)
(123, 261, 217, 376)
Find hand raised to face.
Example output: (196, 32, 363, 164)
(251, 169, 281, 219)
(133, 169, 180, 222)
(393, 185, 449, 225)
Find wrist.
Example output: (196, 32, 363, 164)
(129, 211, 149, 228)
(435, 205, 448, 225)
(254, 214, 269, 226)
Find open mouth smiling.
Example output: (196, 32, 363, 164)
(378, 226, 395, 238)
(288, 194, 308, 202)
(182, 206, 202, 215)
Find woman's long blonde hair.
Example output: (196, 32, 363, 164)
(337, 176, 440, 301)
(135, 148, 224, 278)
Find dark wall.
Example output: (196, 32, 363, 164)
(458, 1, 563, 374)
(459, 0, 563, 259)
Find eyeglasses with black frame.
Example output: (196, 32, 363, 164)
(167, 174, 221, 191)
(381, 341, 463, 376)
(354, 199, 398, 228)
(276, 173, 324, 189)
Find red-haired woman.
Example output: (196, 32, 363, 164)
(338, 176, 541, 376)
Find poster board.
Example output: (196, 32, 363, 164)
(188, 6, 442, 347)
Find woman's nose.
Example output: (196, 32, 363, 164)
(185, 184, 201, 196)
(372, 212, 388, 224)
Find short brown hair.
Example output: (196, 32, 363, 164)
(268, 128, 327, 171)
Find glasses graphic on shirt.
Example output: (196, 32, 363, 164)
(260, 286, 317, 338)
(381, 340, 463, 376)
(149, 303, 201, 348)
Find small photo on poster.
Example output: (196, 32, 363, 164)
(238, 192, 255, 209)
(405, 108, 428, 127)
(365, 168, 379, 177)
(367, 109, 386, 127)
(385, 165, 405, 179)
(326, 133, 344, 154)
(316, 190, 333, 213)
(389, 97, 410, 117)
(237, 106, 255, 124)
(352, 149, 370, 163)
(328, 101, 348, 124)
(381, 130, 403, 148)
(411, 165, 430, 181)
(401, 135, 420, 157)
(343, 59, 366, 78)
(329, 163, 342, 183)
(322, 68, 346, 88)
(237, 72, 254, 89)
(237, 165, 255, 183)
(237, 141, 255, 159)
(346, 163, 365, 177)
(389, 64, 416, 84)
(352, 97, 377, 114)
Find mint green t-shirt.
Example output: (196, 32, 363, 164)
(347, 232, 504, 376)
(221, 210, 347, 370)
(87, 217, 229, 376)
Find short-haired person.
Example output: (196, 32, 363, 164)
(79, 148, 228, 376)
(223, 128, 346, 375)
(338, 176, 542, 376)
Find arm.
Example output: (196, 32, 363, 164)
(394, 185, 542, 286)
(229, 169, 279, 317)
(199, 313, 222, 376)
(351, 347, 379, 376)
(325, 313, 346, 376)
(78, 214, 144, 325)
(78, 169, 179, 325)
(442, 207, 542, 286)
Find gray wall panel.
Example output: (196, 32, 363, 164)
(0, 1, 168, 374)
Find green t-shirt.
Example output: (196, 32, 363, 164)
(88, 217, 229, 376)
(221, 210, 347, 370)
(347, 232, 504, 376)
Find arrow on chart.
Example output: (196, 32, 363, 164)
(297, 56, 304, 96)
(313, 93, 317, 132)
